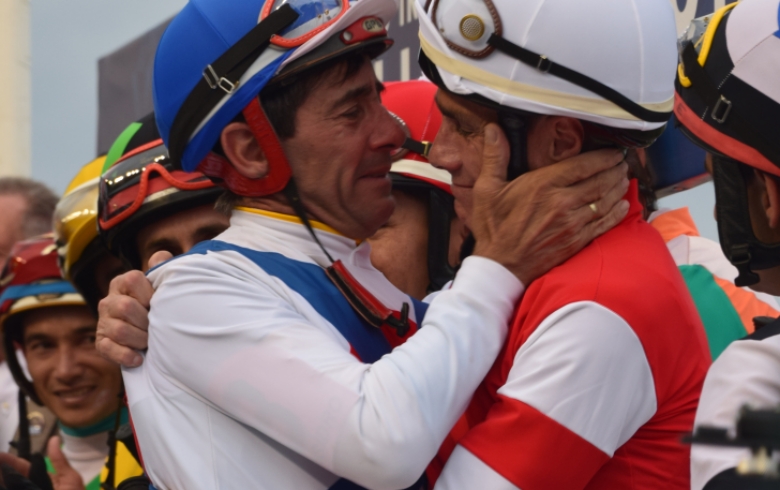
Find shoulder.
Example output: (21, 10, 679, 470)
(696, 320, 780, 428)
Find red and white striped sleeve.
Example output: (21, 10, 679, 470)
(435, 301, 658, 490)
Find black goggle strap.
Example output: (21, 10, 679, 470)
(283, 180, 412, 336)
(168, 5, 300, 166)
(712, 158, 761, 286)
(401, 138, 432, 158)
(498, 110, 529, 180)
(488, 34, 671, 124)
(680, 44, 780, 167)
(16, 390, 30, 461)
(426, 188, 456, 292)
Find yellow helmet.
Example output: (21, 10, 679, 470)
(53, 157, 125, 311)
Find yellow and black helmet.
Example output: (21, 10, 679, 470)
(53, 157, 125, 311)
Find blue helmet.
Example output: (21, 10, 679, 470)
(153, 0, 396, 196)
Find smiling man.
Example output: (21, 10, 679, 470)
(0, 236, 125, 489)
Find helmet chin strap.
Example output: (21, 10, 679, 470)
(712, 155, 780, 287)
(498, 111, 529, 180)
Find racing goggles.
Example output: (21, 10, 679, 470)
(677, 3, 738, 89)
(388, 111, 433, 162)
(263, 0, 349, 48)
(98, 140, 216, 231)
(423, 0, 670, 123)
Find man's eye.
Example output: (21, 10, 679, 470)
(342, 107, 362, 119)
(456, 124, 476, 137)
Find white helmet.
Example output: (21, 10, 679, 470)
(416, 0, 678, 134)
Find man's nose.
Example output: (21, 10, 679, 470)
(428, 131, 461, 176)
(375, 107, 407, 152)
(53, 348, 85, 382)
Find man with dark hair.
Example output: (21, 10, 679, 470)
(672, 2, 780, 488)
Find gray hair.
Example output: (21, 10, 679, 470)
(0, 177, 59, 238)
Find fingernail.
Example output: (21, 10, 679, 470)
(620, 200, 630, 213)
(485, 125, 499, 145)
(131, 354, 142, 367)
(614, 149, 625, 161)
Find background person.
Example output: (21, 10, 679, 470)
(642, 132, 779, 360)
(371, 79, 463, 299)
(98, 113, 228, 272)
(671, 1, 780, 488)
(0, 236, 126, 490)
(0, 179, 59, 454)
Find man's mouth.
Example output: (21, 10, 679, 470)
(54, 386, 96, 405)
(361, 167, 391, 179)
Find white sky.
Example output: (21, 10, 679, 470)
(29, 0, 721, 242)
(30, 0, 185, 194)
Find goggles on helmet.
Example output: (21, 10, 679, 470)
(98, 140, 216, 232)
(263, 0, 349, 48)
(421, 0, 671, 124)
(53, 180, 98, 276)
(676, 3, 738, 89)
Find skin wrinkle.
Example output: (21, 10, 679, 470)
(229, 60, 405, 241)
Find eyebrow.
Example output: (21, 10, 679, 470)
(328, 81, 385, 114)
(24, 326, 95, 344)
(434, 92, 462, 122)
(142, 238, 180, 256)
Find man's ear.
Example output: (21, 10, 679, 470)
(760, 170, 780, 230)
(549, 117, 584, 163)
(220, 122, 269, 179)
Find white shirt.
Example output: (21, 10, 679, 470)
(59, 429, 110, 485)
(123, 209, 524, 490)
(0, 361, 18, 452)
(690, 325, 780, 490)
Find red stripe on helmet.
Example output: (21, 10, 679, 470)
(674, 94, 780, 177)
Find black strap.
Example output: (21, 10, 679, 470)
(283, 179, 335, 264)
(488, 34, 671, 123)
(168, 5, 299, 166)
(680, 44, 780, 167)
(401, 138, 431, 157)
(15, 392, 30, 461)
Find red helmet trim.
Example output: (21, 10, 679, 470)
(198, 98, 293, 197)
(674, 94, 780, 177)
(100, 163, 215, 231)
(114, 139, 166, 165)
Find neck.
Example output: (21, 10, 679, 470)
(238, 195, 372, 241)
(59, 407, 128, 438)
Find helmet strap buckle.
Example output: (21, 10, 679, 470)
(203, 65, 239, 95)
(711, 95, 732, 124)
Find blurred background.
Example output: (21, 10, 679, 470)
(0, 0, 735, 241)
